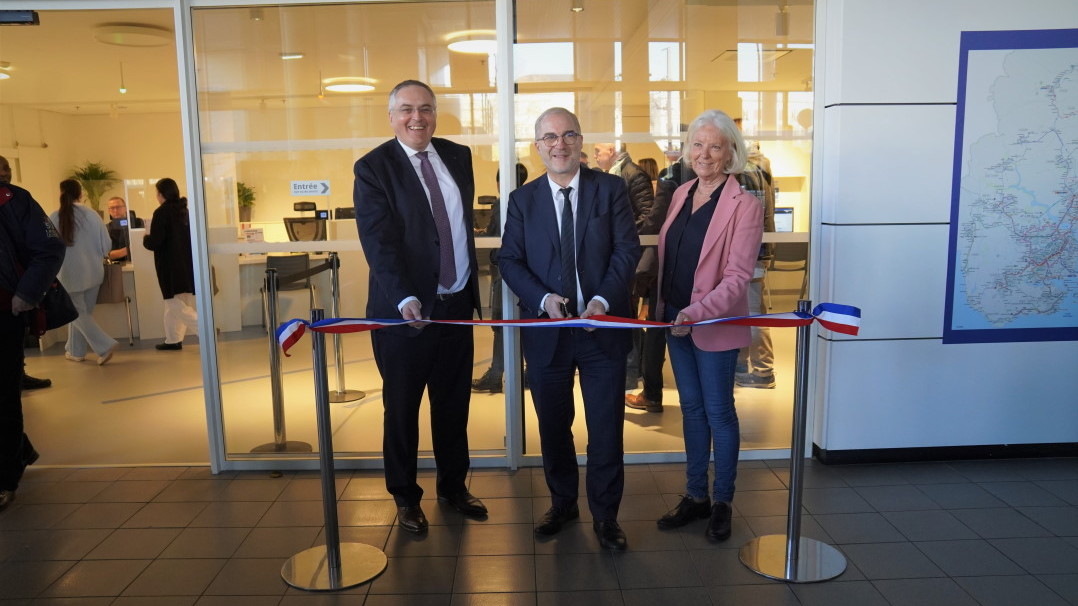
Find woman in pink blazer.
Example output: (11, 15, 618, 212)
(653, 110, 763, 541)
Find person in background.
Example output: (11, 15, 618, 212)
(580, 150, 590, 168)
(499, 107, 640, 551)
(106, 196, 143, 263)
(0, 172, 65, 511)
(654, 109, 763, 541)
(471, 163, 528, 394)
(594, 143, 655, 392)
(49, 180, 117, 366)
(0, 157, 54, 392)
(624, 156, 692, 414)
(637, 157, 659, 194)
(732, 119, 778, 389)
(143, 178, 197, 351)
(353, 80, 487, 534)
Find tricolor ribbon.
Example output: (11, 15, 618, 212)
(276, 302, 860, 356)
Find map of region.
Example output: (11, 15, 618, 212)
(945, 32, 1078, 344)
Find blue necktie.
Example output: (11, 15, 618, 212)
(559, 187, 577, 316)
(417, 151, 456, 290)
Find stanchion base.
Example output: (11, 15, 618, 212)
(739, 535, 846, 583)
(251, 441, 313, 453)
(282, 542, 387, 591)
(328, 389, 366, 403)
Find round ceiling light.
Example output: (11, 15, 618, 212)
(323, 77, 377, 93)
(446, 30, 497, 54)
(94, 24, 173, 47)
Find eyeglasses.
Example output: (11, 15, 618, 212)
(537, 131, 581, 147)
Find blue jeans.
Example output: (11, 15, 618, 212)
(665, 308, 740, 502)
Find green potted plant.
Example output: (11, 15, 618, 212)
(68, 161, 120, 214)
(237, 180, 256, 222)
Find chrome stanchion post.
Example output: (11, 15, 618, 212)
(326, 252, 364, 403)
(739, 299, 846, 583)
(281, 309, 387, 591)
(252, 268, 312, 453)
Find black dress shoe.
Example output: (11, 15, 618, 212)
(21, 374, 52, 390)
(438, 491, 488, 517)
(593, 520, 627, 551)
(156, 342, 182, 351)
(397, 505, 428, 534)
(0, 490, 14, 512)
(657, 495, 711, 529)
(705, 502, 732, 541)
(470, 369, 503, 393)
(534, 503, 579, 536)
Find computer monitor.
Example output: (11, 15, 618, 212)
(774, 207, 794, 232)
(283, 217, 327, 241)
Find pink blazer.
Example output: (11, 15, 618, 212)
(656, 173, 764, 352)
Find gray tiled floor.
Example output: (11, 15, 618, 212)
(1, 457, 1077, 605)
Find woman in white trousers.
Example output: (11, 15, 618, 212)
(49, 180, 118, 365)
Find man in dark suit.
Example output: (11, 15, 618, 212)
(353, 80, 487, 534)
(499, 107, 640, 550)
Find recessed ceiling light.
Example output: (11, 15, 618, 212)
(0, 73, 9, 81)
(93, 24, 172, 47)
(322, 77, 377, 93)
(280, 52, 304, 60)
(446, 30, 497, 54)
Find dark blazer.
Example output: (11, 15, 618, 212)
(143, 199, 195, 299)
(353, 137, 481, 333)
(499, 168, 640, 367)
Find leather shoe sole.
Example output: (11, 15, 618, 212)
(156, 342, 182, 351)
(396, 505, 428, 534)
(593, 520, 627, 550)
(534, 504, 579, 536)
(437, 491, 488, 517)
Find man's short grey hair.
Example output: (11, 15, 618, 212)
(534, 107, 582, 140)
(684, 109, 747, 175)
(387, 80, 437, 113)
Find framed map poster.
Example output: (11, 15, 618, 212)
(944, 28, 1078, 344)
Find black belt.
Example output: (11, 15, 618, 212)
(435, 290, 465, 301)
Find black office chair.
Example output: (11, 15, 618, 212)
(283, 217, 327, 242)
(764, 242, 808, 309)
(260, 253, 317, 331)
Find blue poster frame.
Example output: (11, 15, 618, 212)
(943, 28, 1078, 344)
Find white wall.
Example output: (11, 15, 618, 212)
(812, 0, 1078, 453)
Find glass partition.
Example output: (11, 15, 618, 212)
(513, 0, 814, 458)
(191, 1, 505, 462)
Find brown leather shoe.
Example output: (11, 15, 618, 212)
(625, 392, 662, 413)
(396, 505, 428, 534)
(437, 491, 488, 517)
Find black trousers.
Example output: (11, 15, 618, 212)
(0, 313, 33, 492)
(370, 290, 475, 507)
(530, 328, 626, 521)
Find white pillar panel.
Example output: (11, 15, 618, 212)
(820, 223, 950, 340)
(821, 105, 956, 225)
(815, 338, 1078, 451)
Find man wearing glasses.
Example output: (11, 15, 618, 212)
(353, 80, 486, 535)
(499, 107, 640, 550)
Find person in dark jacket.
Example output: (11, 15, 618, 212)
(143, 178, 197, 350)
(0, 157, 54, 392)
(0, 160, 66, 511)
(595, 143, 656, 391)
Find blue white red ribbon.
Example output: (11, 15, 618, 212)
(276, 302, 861, 356)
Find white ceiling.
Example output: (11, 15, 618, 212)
(0, 1, 813, 118)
